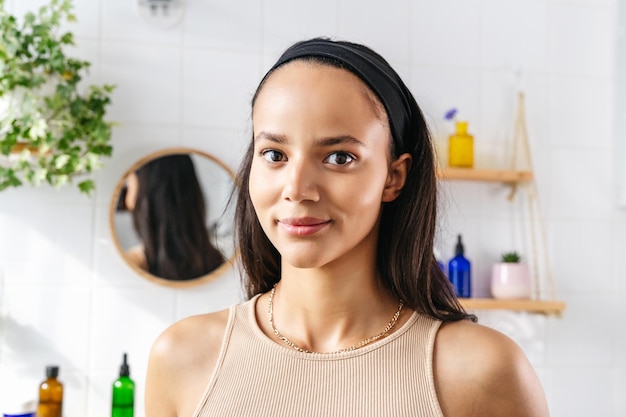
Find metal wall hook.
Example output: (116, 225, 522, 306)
(137, 0, 184, 30)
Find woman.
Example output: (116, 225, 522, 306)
(124, 154, 224, 281)
(145, 38, 549, 416)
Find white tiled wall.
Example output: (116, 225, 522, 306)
(1, 0, 623, 416)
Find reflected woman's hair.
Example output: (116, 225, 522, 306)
(131, 154, 224, 280)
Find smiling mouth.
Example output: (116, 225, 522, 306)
(278, 217, 331, 236)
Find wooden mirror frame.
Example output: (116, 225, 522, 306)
(109, 147, 236, 288)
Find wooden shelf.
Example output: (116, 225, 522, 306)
(459, 298, 566, 316)
(437, 165, 566, 316)
(436, 168, 534, 183)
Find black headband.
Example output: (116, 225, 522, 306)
(265, 38, 418, 154)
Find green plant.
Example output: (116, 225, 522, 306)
(0, 0, 115, 195)
(500, 251, 522, 263)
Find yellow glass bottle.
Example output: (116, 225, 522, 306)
(448, 121, 474, 168)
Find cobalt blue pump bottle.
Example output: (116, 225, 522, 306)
(448, 234, 471, 297)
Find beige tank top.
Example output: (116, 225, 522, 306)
(192, 294, 444, 417)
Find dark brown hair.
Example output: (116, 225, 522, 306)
(133, 154, 225, 280)
(234, 39, 474, 322)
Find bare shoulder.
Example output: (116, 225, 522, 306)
(433, 319, 550, 417)
(145, 308, 231, 417)
(125, 245, 147, 270)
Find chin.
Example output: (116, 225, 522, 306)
(280, 250, 330, 269)
(283, 257, 326, 270)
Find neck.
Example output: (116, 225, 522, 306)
(264, 265, 404, 353)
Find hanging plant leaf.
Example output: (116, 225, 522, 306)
(0, 0, 115, 195)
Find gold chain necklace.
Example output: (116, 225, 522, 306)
(268, 284, 404, 354)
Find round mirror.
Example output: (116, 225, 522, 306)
(109, 147, 236, 287)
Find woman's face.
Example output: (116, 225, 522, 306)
(249, 61, 404, 270)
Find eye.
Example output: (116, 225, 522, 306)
(261, 149, 286, 163)
(325, 151, 355, 166)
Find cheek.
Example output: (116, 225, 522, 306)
(331, 173, 387, 218)
(248, 163, 272, 215)
(350, 187, 384, 215)
(351, 163, 389, 201)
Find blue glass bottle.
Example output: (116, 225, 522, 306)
(448, 234, 471, 297)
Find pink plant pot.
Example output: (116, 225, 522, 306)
(491, 263, 531, 299)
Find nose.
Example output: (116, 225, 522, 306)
(281, 156, 320, 202)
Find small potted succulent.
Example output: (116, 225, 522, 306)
(490, 251, 531, 299)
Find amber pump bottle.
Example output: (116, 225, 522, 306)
(37, 365, 63, 417)
(112, 353, 135, 417)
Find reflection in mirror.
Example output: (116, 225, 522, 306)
(109, 148, 235, 287)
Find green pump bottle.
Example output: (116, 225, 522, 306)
(112, 353, 134, 417)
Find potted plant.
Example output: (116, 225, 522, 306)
(490, 251, 532, 299)
(0, 0, 115, 195)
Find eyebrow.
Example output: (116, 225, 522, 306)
(316, 136, 364, 147)
(254, 131, 365, 147)
(254, 132, 287, 144)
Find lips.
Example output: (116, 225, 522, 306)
(278, 217, 331, 236)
